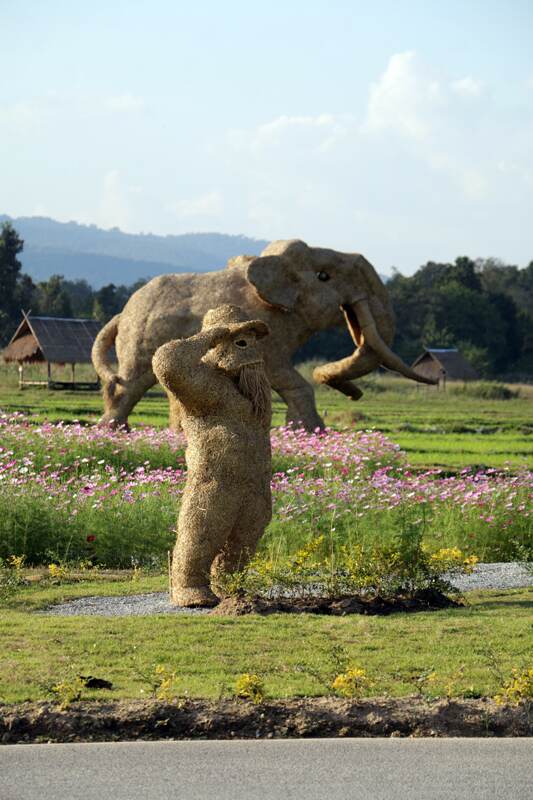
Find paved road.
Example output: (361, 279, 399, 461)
(1, 739, 532, 800)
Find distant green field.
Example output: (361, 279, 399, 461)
(0, 364, 531, 470)
(316, 384, 532, 469)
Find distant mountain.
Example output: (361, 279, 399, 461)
(1, 215, 390, 287)
(0, 215, 269, 288)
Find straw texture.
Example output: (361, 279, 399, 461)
(92, 239, 395, 432)
(152, 305, 272, 607)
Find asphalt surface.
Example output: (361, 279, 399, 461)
(2, 739, 532, 800)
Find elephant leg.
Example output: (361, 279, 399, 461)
(210, 495, 272, 596)
(101, 369, 157, 429)
(171, 486, 241, 607)
(271, 366, 325, 431)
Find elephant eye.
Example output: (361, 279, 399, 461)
(317, 271, 330, 282)
(235, 339, 248, 348)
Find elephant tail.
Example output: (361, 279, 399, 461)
(92, 314, 122, 396)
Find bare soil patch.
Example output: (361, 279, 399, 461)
(1, 697, 531, 743)
(211, 590, 461, 616)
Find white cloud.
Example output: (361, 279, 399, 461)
(105, 94, 145, 113)
(361, 52, 496, 199)
(229, 113, 351, 154)
(215, 48, 528, 253)
(363, 51, 441, 140)
(450, 76, 484, 97)
(217, 51, 524, 241)
(255, 113, 339, 140)
(168, 191, 224, 219)
(221, 114, 356, 237)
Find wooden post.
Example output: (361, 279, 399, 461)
(47, 362, 51, 389)
(71, 363, 75, 387)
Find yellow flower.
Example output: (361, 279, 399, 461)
(431, 547, 463, 563)
(495, 666, 533, 706)
(332, 667, 373, 698)
(131, 565, 142, 582)
(153, 664, 177, 701)
(430, 547, 479, 574)
(7, 555, 25, 571)
(234, 673, 265, 704)
(48, 563, 68, 580)
(462, 554, 479, 574)
(292, 535, 325, 570)
(51, 676, 85, 709)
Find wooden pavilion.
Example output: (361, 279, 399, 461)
(411, 348, 479, 388)
(3, 313, 106, 390)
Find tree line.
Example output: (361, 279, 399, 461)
(387, 257, 533, 377)
(1, 221, 532, 377)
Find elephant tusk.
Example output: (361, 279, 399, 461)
(313, 344, 379, 386)
(320, 377, 364, 401)
(340, 302, 363, 347)
(312, 343, 380, 402)
(312, 297, 437, 395)
(352, 298, 438, 385)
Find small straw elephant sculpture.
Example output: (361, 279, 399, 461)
(152, 304, 272, 607)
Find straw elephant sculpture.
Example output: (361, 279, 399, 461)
(152, 305, 272, 607)
(92, 239, 435, 431)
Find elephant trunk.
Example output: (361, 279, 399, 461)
(313, 298, 437, 396)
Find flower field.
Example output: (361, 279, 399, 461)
(0, 411, 531, 567)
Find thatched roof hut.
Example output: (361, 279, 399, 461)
(411, 348, 479, 385)
(3, 313, 108, 389)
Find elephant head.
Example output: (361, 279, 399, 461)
(243, 239, 437, 399)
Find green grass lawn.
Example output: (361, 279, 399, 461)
(0, 575, 531, 704)
(0, 370, 531, 469)
(1, 370, 531, 705)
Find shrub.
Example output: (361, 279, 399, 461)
(234, 673, 265, 704)
(152, 665, 178, 702)
(331, 667, 374, 698)
(0, 557, 28, 602)
(495, 667, 533, 706)
(47, 563, 69, 582)
(49, 676, 85, 709)
(449, 382, 518, 400)
(218, 531, 478, 601)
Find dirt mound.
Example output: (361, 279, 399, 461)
(210, 590, 461, 616)
(1, 697, 530, 743)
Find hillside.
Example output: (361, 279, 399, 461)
(0, 215, 269, 287)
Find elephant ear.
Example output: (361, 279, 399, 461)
(245, 255, 300, 310)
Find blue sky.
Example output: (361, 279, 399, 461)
(1, 0, 532, 273)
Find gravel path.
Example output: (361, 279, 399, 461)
(43, 592, 211, 617)
(450, 562, 532, 592)
(41, 562, 532, 617)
